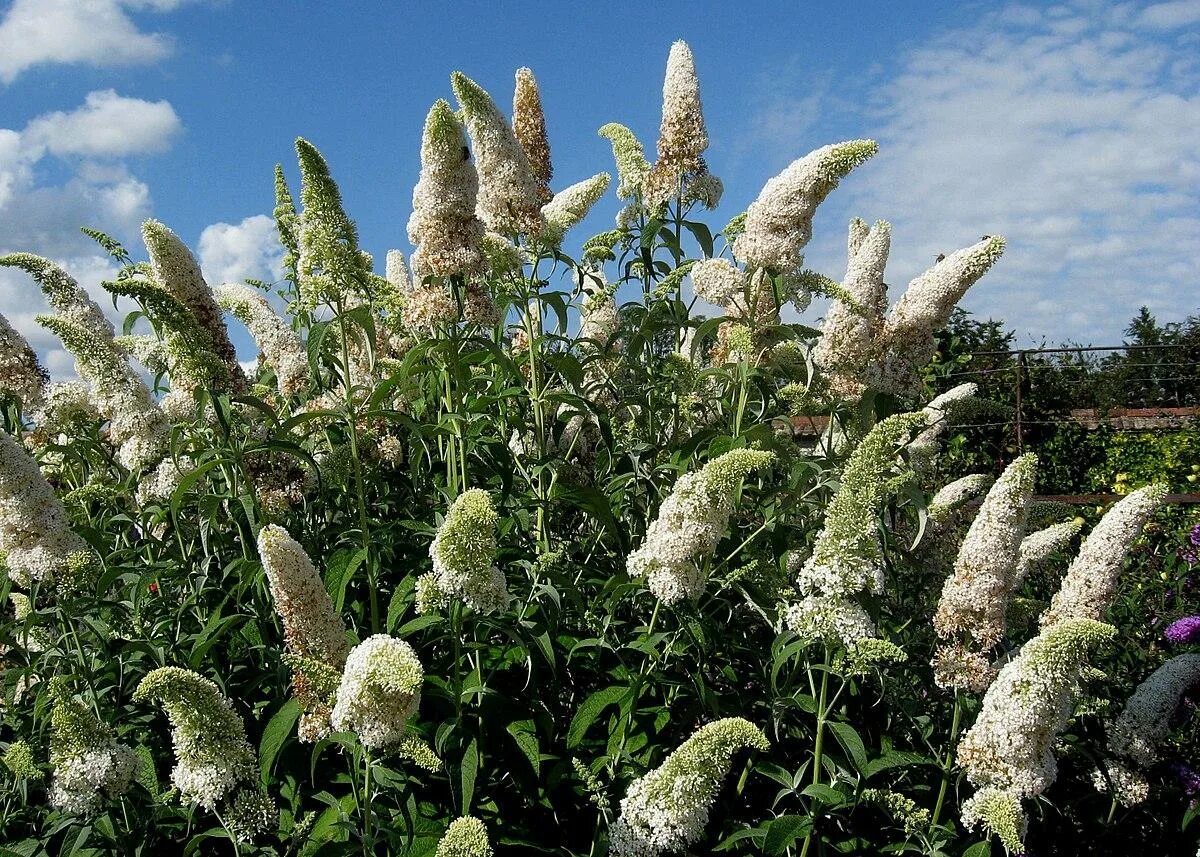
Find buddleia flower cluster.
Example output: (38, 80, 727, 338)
(626, 449, 775, 605)
(909, 382, 979, 476)
(2, 739, 40, 780)
(933, 454, 1037, 692)
(1012, 519, 1083, 589)
(598, 122, 651, 203)
(579, 279, 620, 350)
(733, 141, 878, 276)
(0, 429, 98, 589)
(453, 71, 544, 238)
(0, 310, 48, 410)
(435, 816, 494, 857)
(814, 226, 1006, 398)
(957, 618, 1116, 851)
(142, 219, 246, 394)
(608, 718, 768, 857)
(860, 788, 931, 837)
(1101, 653, 1200, 804)
(1040, 484, 1168, 628)
(216, 283, 309, 397)
(24, 381, 100, 451)
(0, 254, 168, 472)
(408, 99, 486, 280)
(541, 173, 611, 245)
(811, 219, 891, 399)
(785, 413, 926, 646)
(419, 489, 508, 615)
(331, 634, 424, 750)
(642, 40, 718, 209)
(47, 678, 139, 816)
(294, 138, 373, 312)
(512, 67, 553, 205)
(134, 667, 275, 840)
(257, 525, 352, 742)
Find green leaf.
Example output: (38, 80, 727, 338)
(567, 685, 630, 748)
(506, 720, 540, 777)
(963, 842, 992, 857)
(827, 721, 869, 774)
(863, 750, 931, 779)
(802, 783, 845, 806)
(259, 698, 301, 781)
(460, 736, 479, 812)
(323, 548, 368, 613)
(763, 815, 810, 855)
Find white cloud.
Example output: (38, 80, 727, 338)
(22, 90, 181, 158)
(1136, 0, 1200, 29)
(198, 215, 285, 287)
(0, 93, 181, 377)
(788, 1, 1200, 344)
(0, 0, 189, 84)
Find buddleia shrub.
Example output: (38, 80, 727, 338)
(0, 40, 1195, 857)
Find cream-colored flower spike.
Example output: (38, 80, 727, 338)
(874, 236, 1005, 395)
(0, 429, 97, 589)
(142, 219, 246, 392)
(932, 453, 1037, 692)
(0, 310, 48, 410)
(734, 140, 878, 273)
(257, 525, 352, 742)
(813, 218, 891, 399)
(541, 172, 610, 244)
(1012, 519, 1082, 588)
(0, 254, 167, 472)
(644, 40, 708, 207)
(1040, 484, 1168, 628)
(1108, 654, 1200, 770)
(598, 123, 650, 200)
(452, 71, 544, 238)
(407, 100, 486, 280)
(216, 284, 308, 398)
(512, 67, 553, 205)
(957, 618, 1116, 852)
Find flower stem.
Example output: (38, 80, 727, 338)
(929, 694, 963, 833)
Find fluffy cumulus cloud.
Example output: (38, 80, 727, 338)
(22, 90, 181, 158)
(198, 215, 285, 287)
(0, 0, 191, 84)
(0, 92, 184, 377)
(785, 1, 1200, 344)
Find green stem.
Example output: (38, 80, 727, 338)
(335, 298, 379, 633)
(361, 747, 374, 855)
(929, 694, 963, 833)
(800, 647, 833, 857)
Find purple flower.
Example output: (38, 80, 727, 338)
(1170, 761, 1200, 796)
(1189, 523, 1200, 547)
(1165, 616, 1200, 644)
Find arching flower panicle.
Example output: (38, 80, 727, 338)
(513, 67, 553, 205)
(733, 140, 877, 273)
(216, 284, 309, 397)
(1041, 484, 1168, 628)
(0, 311, 48, 410)
(408, 100, 486, 279)
(452, 71, 544, 237)
(627, 449, 775, 605)
(609, 718, 768, 857)
(598, 123, 651, 201)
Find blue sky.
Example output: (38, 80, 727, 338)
(1, 0, 1198, 375)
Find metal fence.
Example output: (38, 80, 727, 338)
(934, 344, 1200, 504)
